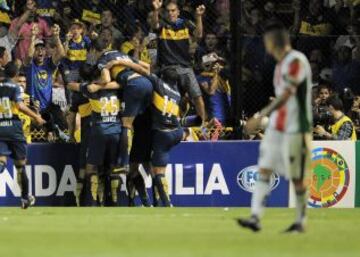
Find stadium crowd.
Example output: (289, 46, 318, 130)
(0, 0, 359, 143)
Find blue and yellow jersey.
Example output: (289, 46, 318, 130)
(157, 18, 195, 67)
(80, 83, 121, 135)
(65, 35, 91, 70)
(36, 0, 57, 20)
(121, 41, 151, 64)
(0, 80, 25, 142)
(197, 71, 231, 124)
(147, 74, 181, 130)
(97, 50, 137, 85)
(70, 91, 92, 135)
(25, 58, 57, 111)
(18, 92, 32, 144)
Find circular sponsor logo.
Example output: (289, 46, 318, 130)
(237, 165, 280, 193)
(308, 147, 350, 208)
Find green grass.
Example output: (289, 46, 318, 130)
(0, 208, 359, 257)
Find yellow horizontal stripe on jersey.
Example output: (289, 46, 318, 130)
(160, 28, 190, 41)
(89, 99, 120, 114)
(111, 65, 126, 79)
(153, 92, 180, 117)
(67, 49, 87, 62)
(78, 102, 92, 118)
(10, 102, 19, 116)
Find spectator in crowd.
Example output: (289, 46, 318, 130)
(314, 96, 357, 140)
(348, 94, 360, 138)
(99, 27, 114, 50)
(334, 21, 360, 59)
(332, 45, 360, 94)
(10, 0, 51, 62)
(197, 52, 231, 126)
(293, 0, 332, 36)
(242, 7, 264, 35)
(151, 0, 207, 125)
(121, 23, 151, 64)
(0, 46, 9, 77)
(62, 19, 91, 83)
(0, 0, 33, 62)
(313, 83, 333, 129)
(328, 0, 354, 35)
(96, 9, 123, 46)
(24, 23, 66, 135)
(195, 30, 222, 68)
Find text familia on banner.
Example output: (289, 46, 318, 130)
(0, 142, 289, 207)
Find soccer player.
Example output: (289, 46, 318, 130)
(0, 62, 45, 209)
(238, 21, 313, 233)
(67, 64, 93, 206)
(92, 40, 153, 195)
(148, 68, 187, 207)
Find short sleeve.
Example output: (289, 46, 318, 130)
(14, 85, 23, 103)
(283, 58, 306, 86)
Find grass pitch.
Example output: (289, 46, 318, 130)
(0, 208, 359, 257)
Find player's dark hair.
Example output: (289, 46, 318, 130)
(4, 62, 19, 78)
(166, 0, 179, 9)
(101, 8, 113, 17)
(0, 46, 6, 59)
(263, 19, 289, 49)
(161, 67, 179, 85)
(92, 38, 108, 52)
(327, 96, 344, 112)
(79, 63, 95, 81)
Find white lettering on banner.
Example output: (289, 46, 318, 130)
(56, 165, 76, 196)
(204, 164, 229, 195)
(196, 164, 204, 194)
(35, 165, 57, 196)
(176, 164, 195, 195)
(0, 163, 230, 197)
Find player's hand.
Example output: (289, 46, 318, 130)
(87, 83, 102, 93)
(153, 0, 163, 10)
(34, 115, 46, 126)
(244, 116, 262, 135)
(31, 24, 40, 37)
(196, 5, 206, 17)
(51, 24, 60, 37)
(47, 132, 56, 142)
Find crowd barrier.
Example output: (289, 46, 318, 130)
(0, 141, 359, 208)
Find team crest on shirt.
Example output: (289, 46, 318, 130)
(307, 147, 350, 208)
(37, 70, 49, 88)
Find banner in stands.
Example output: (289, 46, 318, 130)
(289, 141, 356, 208)
(0, 142, 289, 207)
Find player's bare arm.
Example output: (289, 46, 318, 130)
(194, 5, 205, 39)
(17, 102, 45, 126)
(152, 0, 162, 30)
(87, 81, 121, 93)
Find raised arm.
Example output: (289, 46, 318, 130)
(51, 24, 66, 65)
(9, 0, 35, 41)
(194, 5, 206, 40)
(152, 0, 163, 30)
(24, 24, 39, 66)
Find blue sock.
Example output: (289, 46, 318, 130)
(154, 174, 171, 207)
(118, 127, 132, 168)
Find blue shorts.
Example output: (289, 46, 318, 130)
(151, 128, 183, 167)
(122, 77, 153, 117)
(0, 140, 27, 160)
(87, 131, 120, 167)
(130, 108, 152, 163)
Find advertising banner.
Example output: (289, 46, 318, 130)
(289, 141, 356, 208)
(0, 142, 289, 207)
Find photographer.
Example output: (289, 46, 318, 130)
(313, 84, 332, 131)
(314, 96, 357, 140)
(197, 52, 230, 126)
(347, 95, 360, 138)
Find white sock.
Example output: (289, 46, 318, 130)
(251, 175, 271, 218)
(295, 190, 307, 225)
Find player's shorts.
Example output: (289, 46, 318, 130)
(165, 66, 202, 98)
(130, 108, 152, 164)
(258, 129, 311, 180)
(79, 124, 91, 169)
(151, 128, 183, 167)
(122, 76, 153, 117)
(0, 140, 26, 160)
(87, 131, 120, 166)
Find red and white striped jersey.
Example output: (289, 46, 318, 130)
(268, 50, 313, 133)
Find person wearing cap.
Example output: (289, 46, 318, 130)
(62, 19, 92, 83)
(23, 23, 65, 137)
(9, 0, 51, 63)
